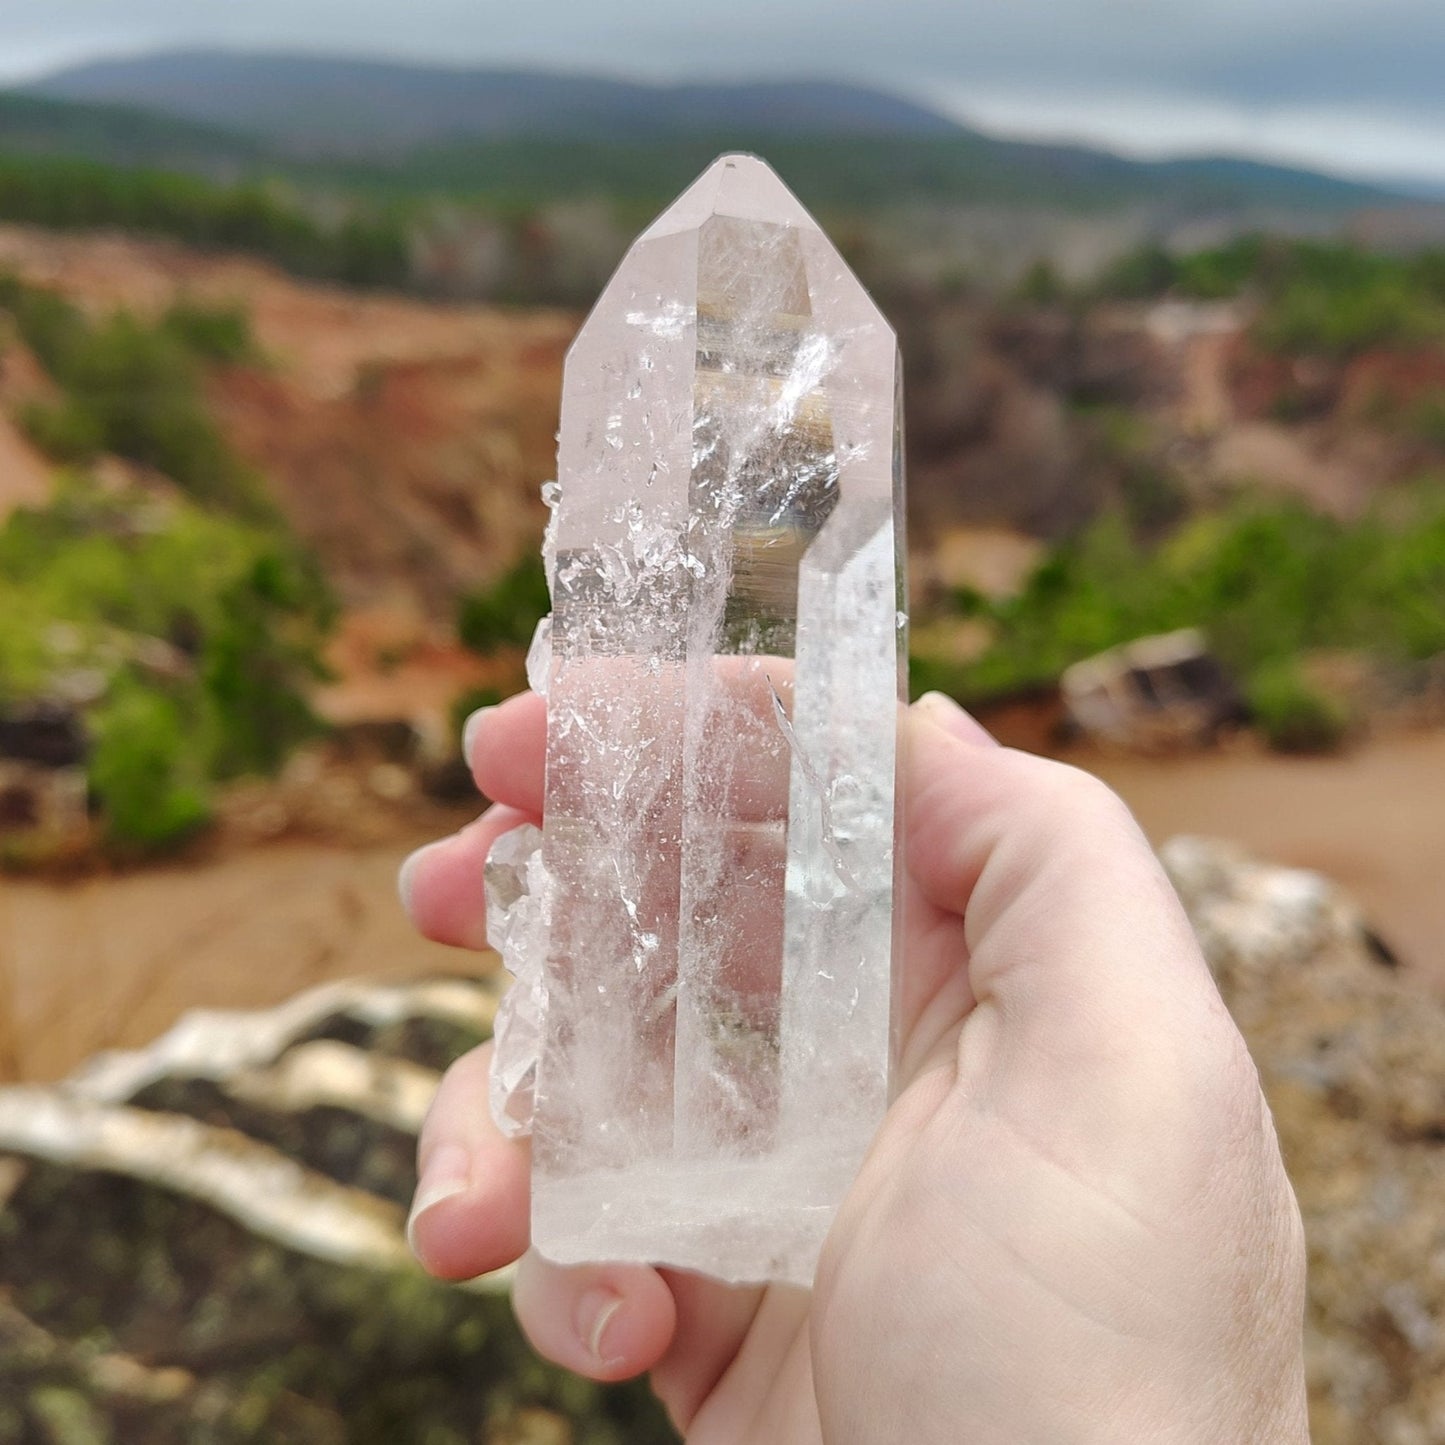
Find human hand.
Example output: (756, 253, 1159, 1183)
(400, 689, 1308, 1444)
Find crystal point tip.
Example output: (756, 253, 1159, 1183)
(640, 151, 819, 241)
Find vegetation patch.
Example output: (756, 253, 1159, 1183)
(0, 478, 332, 852)
(0, 152, 410, 288)
(913, 485, 1445, 746)
(1, 275, 272, 516)
(1246, 660, 1355, 754)
(158, 297, 262, 365)
(1096, 236, 1445, 358)
(2, 1160, 677, 1444)
(456, 555, 551, 655)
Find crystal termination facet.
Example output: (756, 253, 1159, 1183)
(487, 152, 906, 1286)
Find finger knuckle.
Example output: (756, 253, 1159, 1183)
(1022, 756, 1136, 834)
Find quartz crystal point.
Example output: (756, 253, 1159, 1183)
(488, 152, 906, 1286)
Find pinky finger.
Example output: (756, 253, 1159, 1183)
(514, 1251, 679, 1383)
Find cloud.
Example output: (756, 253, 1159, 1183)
(929, 85, 1445, 187)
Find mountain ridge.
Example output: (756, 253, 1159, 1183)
(0, 87, 264, 170)
(4, 49, 1407, 216)
(31, 50, 962, 155)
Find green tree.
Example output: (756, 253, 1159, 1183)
(457, 555, 551, 654)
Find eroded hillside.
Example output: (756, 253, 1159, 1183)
(0, 223, 575, 618)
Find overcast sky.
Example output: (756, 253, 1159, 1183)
(3, 0, 1445, 186)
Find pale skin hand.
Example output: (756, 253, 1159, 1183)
(399, 690, 1309, 1444)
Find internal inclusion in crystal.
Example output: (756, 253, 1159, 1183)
(488, 153, 905, 1286)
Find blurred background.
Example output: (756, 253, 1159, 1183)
(0, 2, 1442, 1441)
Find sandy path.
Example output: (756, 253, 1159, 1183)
(1075, 730, 1445, 987)
(0, 826, 478, 1083)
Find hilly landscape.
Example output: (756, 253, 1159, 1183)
(1, 47, 1444, 1003)
(3, 45, 1445, 1445)
(2, 51, 1443, 874)
(0, 88, 264, 171)
(33, 51, 961, 151)
(7, 49, 1405, 217)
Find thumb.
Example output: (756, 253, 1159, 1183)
(903, 698, 1228, 1063)
(900, 699, 1258, 1227)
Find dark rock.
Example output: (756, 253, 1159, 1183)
(0, 702, 88, 770)
(127, 1075, 420, 1206)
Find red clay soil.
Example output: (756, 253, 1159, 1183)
(0, 221, 577, 617)
(0, 413, 51, 522)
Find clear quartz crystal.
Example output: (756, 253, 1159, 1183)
(488, 152, 906, 1285)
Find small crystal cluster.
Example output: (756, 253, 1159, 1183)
(486, 153, 904, 1285)
(485, 823, 550, 1138)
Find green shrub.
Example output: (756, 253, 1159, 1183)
(160, 298, 258, 365)
(17, 398, 102, 462)
(60, 311, 248, 505)
(0, 273, 88, 372)
(1097, 235, 1273, 303)
(1, 276, 271, 517)
(89, 678, 212, 849)
(457, 555, 550, 654)
(1246, 661, 1352, 754)
(0, 480, 333, 852)
(1255, 272, 1443, 357)
(201, 549, 330, 777)
(917, 486, 1445, 705)
(1173, 235, 1273, 300)
(908, 652, 972, 702)
(1406, 390, 1445, 448)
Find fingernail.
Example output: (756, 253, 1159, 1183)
(406, 1142, 471, 1254)
(915, 691, 999, 747)
(575, 1287, 624, 1366)
(461, 706, 495, 766)
(397, 840, 440, 918)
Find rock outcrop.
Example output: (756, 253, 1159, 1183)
(1163, 837, 1445, 1445)
(0, 974, 675, 1444)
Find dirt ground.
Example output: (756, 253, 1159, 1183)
(0, 819, 477, 1082)
(4, 726, 1442, 1083)
(1074, 728, 1445, 987)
